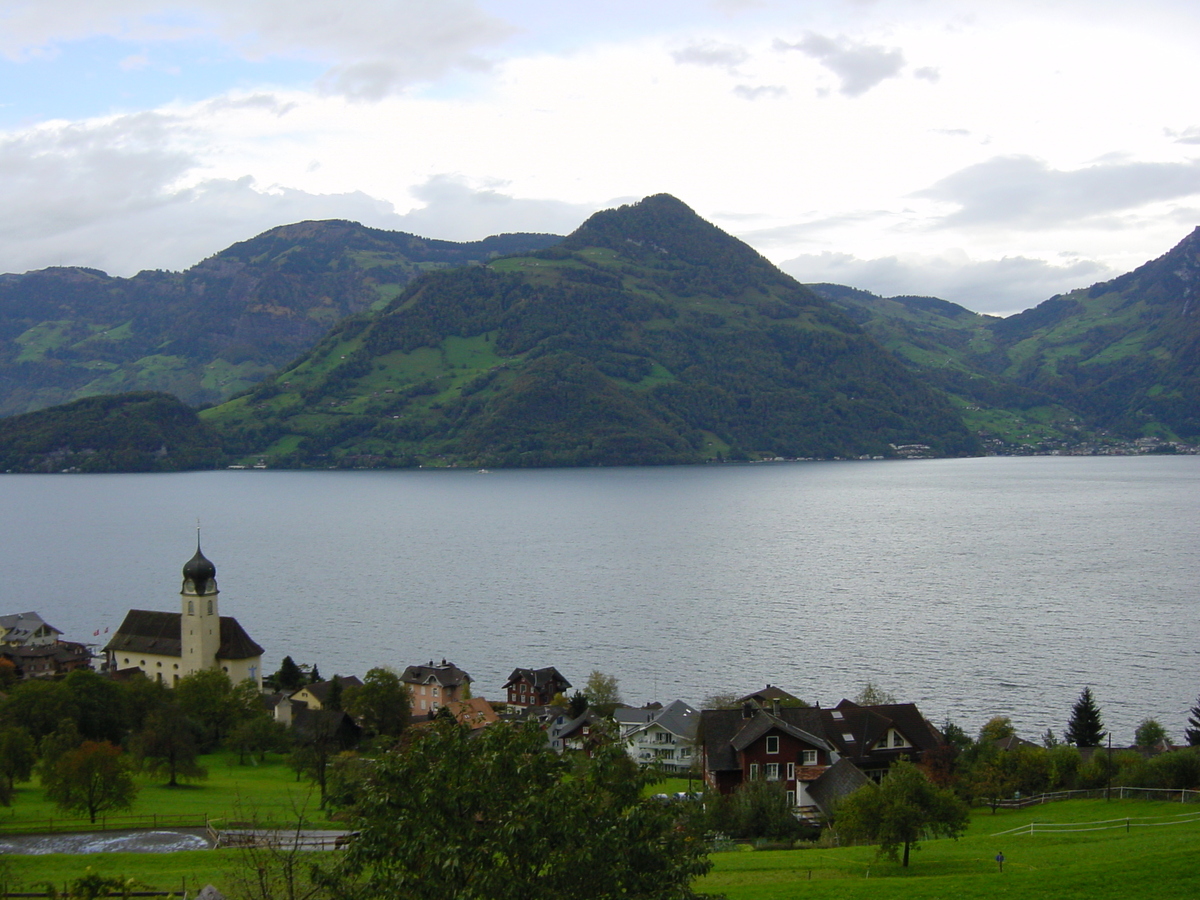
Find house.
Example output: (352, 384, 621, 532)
(0, 612, 63, 647)
(1, 639, 91, 679)
(619, 700, 700, 772)
(440, 697, 499, 731)
(556, 708, 606, 754)
(700, 698, 945, 814)
(288, 675, 364, 711)
(402, 659, 472, 714)
(103, 539, 264, 687)
(503, 666, 571, 707)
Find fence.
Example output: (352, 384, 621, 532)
(987, 786, 1200, 810)
(993, 808, 1200, 837)
(0, 814, 210, 835)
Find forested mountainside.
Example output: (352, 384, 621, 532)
(0, 223, 560, 416)
(203, 194, 976, 468)
(811, 227, 1200, 449)
(0, 392, 222, 473)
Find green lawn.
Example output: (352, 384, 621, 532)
(0, 750, 332, 833)
(699, 799, 1200, 899)
(3, 795, 1198, 898)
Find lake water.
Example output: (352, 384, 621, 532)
(1, 455, 1196, 745)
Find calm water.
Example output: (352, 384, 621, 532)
(1, 456, 1196, 745)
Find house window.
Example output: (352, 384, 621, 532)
(786, 790, 796, 806)
(749, 763, 759, 780)
(802, 750, 818, 766)
(893, 732, 905, 748)
(766, 735, 780, 754)
(765, 763, 780, 781)
(787, 762, 795, 780)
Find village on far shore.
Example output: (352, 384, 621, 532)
(1, 542, 1186, 824)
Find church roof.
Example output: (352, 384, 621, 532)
(104, 610, 263, 660)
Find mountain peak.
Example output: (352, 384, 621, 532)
(560, 194, 768, 272)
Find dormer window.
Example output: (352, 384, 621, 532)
(893, 732, 906, 748)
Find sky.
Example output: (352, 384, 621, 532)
(2, 1, 1199, 316)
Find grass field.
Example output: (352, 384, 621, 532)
(2, 793, 1198, 897)
(0, 750, 332, 834)
(698, 798, 1200, 899)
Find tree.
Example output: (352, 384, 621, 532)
(583, 670, 623, 716)
(1065, 687, 1106, 747)
(1135, 718, 1167, 749)
(835, 760, 969, 867)
(1186, 696, 1200, 747)
(272, 656, 305, 692)
(344, 668, 411, 740)
(230, 715, 292, 765)
(854, 680, 896, 706)
(132, 705, 207, 787)
(43, 741, 137, 823)
(0, 727, 36, 800)
(978, 716, 1016, 743)
(326, 718, 713, 900)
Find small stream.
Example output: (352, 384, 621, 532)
(0, 829, 212, 855)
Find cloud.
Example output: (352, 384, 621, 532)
(732, 84, 786, 100)
(774, 33, 905, 96)
(913, 66, 940, 83)
(670, 39, 749, 70)
(0, 120, 591, 276)
(915, 155, 1200, 228)
(1166, 126, 1200, 146)
(779, 249, 1116, 317)
(392, 176, 596, 241)
(0, 1, 512, 98)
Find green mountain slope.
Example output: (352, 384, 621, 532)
(0, 392, 222, 473)
(203, 195, 978, 467)
(0, 223, 561, 416)
(811, 227, 1200, 448)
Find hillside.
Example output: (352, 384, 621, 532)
(0, 223, 561, 416)
(0, 392, 222, 473)
(810, 228, 1200, 448)
(203, 195, 978, 467)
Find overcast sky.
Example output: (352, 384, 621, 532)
(2, 1, 1198, 316)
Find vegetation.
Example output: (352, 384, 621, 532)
(321, 717, 712, 900)
(1066, 687, 1106, 748)
(41, 741, 138, 823)
(0, 224, 561, 418)
(0, 392, 222, 473)
(202, 195, 977, 467)
(835, 760, 969, 867)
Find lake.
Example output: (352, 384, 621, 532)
(1, 455, 1196, 745)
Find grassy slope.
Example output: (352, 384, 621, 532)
(3, 795, 1197, 897)
(699, 799, 1200, 899)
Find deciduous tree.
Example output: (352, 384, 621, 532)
(43, 741, 137, 823)
(583, 670, 623, 716)
(835, 760, 969, 867)
(344, 668, 411, 740)
(326, 718, 712, 900)
(0, 726, 35, 800)
(132, 704, 207, 787)
(1135, 718, 1167, 749)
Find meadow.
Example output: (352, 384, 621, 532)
(2, 761, 1198, 900)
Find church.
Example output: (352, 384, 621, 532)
(104, 539, 264, 688)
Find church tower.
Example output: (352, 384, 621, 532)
(180, 535, 220, 676)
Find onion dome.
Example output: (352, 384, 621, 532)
(183, 542, 217, 595)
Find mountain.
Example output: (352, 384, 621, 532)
(203, 194, 978, 467)
(810, 227, 1200, 448)
(0, 392, 222, 473)
(0, 222, 561, 417)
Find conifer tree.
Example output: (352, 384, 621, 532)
(1186, 696, 1200, 746)
(1065, 686, 1105, 747)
